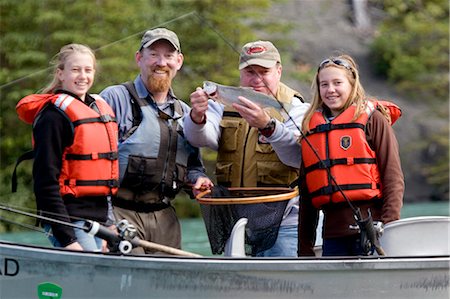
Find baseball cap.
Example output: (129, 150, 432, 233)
(139, 28, 181, 52)
(239, 40, 281, 70)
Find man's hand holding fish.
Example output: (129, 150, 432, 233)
(232, 96, 271, 129)
(189, 87, 209, 124)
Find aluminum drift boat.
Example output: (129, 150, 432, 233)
(0, 216, 449, 299)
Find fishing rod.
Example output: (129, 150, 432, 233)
(194, 12, 384, 256)
(0, 214, 50, 235)
(0, 204, 201, 257)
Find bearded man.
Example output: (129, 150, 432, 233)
(100, 28, 212, 254)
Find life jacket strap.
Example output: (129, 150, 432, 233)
(310, 122, 364, 134)
(72, 115, 116, 127)
(65, 151, 118, 161)
(305, 157, 376, 173)
(63, 179, 119, 188)
(310, 183, 380, 198)
(11, 150, 35, 193)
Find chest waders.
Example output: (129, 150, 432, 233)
(117, 82, 186, 205)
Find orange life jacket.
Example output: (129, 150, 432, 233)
(301, 100, 399, 208)
(15, 93, 119, 197)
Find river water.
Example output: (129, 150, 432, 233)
(0, 201, 448, 256)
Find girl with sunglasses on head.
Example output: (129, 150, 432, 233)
(15, 44, 119, 252)
(298, 54, 404, 257)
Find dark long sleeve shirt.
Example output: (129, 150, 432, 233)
(33, 92, 109, 247)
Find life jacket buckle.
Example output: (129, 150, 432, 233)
(106, 152, 118, 160)
(315, 123, 332, 133)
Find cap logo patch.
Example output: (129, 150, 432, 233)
(247, 46, 266, 55)
(340, 135, 352, 150)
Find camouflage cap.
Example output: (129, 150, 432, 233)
(239, 40, 281, 70)
(139, 27, 181, 52)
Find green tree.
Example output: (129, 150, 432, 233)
(370, 0, 449, 101)
(370, 0, 449, 199)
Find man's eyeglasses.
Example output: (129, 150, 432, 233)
(318, 58, 356, 78)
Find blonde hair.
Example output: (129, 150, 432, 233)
(42, 43, 96, 94)
(301, 54, 367, 134)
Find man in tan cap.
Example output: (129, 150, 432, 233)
(184, 40, 310, 257)
(100, 28, 213, 254)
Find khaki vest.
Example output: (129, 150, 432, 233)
(215, 83, 301, 187)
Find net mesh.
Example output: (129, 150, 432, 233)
(199, 186, 291, 256)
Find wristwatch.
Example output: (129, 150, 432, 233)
(259, 118, 276, 137)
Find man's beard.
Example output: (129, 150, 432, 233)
(147, 71, 171, 93)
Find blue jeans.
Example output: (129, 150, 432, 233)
(322, 235, 364, 256)
(44, 220, 103, 252)
(255, 225, 298, 257)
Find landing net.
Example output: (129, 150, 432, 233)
(196, 186, 298, 256)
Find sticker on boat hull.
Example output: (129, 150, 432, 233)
(37, 282, 62, 299)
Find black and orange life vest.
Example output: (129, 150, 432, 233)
(14, 93, 119, 197)
(301, 100, 401, 208)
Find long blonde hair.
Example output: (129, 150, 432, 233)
(301, 54, 366, 134)
(42, 43, 96, 94)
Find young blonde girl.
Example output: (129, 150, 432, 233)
(298, 54, 404, 256)
(16, 44, 119, 252)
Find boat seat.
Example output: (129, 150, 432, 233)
(224, 218, 248, 257)
(379, 216, 450, 256)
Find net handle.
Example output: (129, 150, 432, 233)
(195, 187, 299, 205)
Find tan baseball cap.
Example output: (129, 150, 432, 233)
(239, 40, 281, 70)
(139, 27, 181, 52)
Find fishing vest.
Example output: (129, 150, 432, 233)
(216, 83, 301, 187)
(117, 82, 188, 204)
(301, 100, 401, 208)
(14, 93, 119, 197)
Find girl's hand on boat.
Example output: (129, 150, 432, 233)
(101, 239, 109, 253)
(65, 241, 84, 251)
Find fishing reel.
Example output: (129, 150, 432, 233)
(115, 219, 137, 254)
(349, 209, 385, 256)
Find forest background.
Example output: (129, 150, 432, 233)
(0, 0, 448, 230)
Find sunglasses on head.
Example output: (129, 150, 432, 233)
(318, 58, 356, 78)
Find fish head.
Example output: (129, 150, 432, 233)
(203, 81, 217, 96)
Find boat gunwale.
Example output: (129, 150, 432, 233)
(1, 240, 449, 272)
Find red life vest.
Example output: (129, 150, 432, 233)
(15, 93, 119, 197)
(301, 101, 394, 208)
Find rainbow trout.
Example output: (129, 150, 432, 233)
(203, 81, 291, 111)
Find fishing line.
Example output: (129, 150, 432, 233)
(0, 11, 197, 90)
(0, 201, 95, 224)
(0, 204, 86, 231)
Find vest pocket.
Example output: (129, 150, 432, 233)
(215, 162, 233, 184)
(219, 119, 240, 152)
(255, 142, 275, 154)
(257, 161, 297, 185)
(121, 155, 160, 192)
